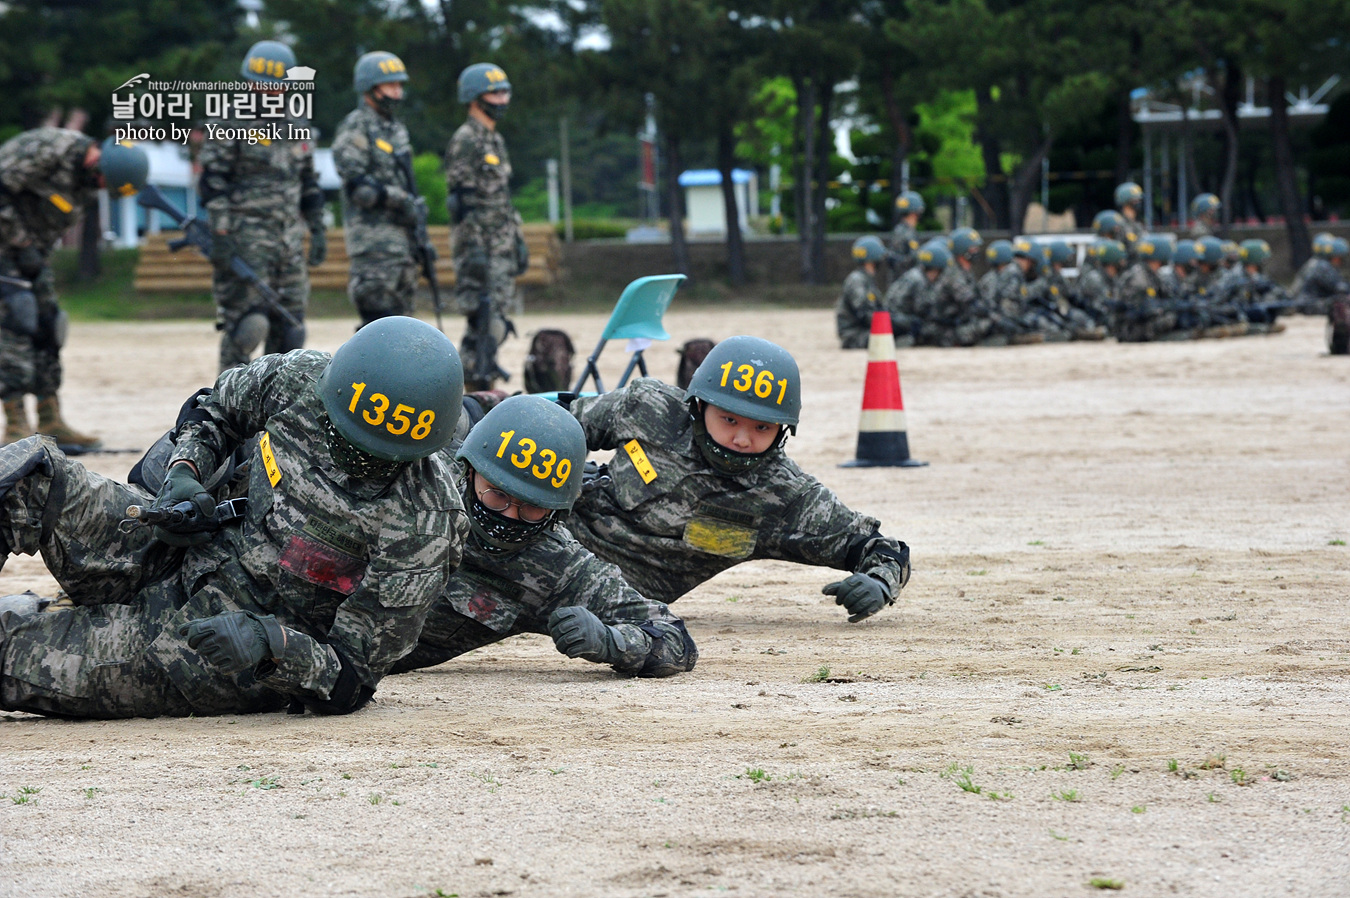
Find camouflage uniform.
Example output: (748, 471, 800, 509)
(444, 117, 523, 388)
(1119, 216, 1144, 261)
(199, 112, 322, 371)
(0, 350, 466, 718)
(1188, 220, 1214, 240)
(1074, 263, 1116, 326)
(332, 103, 419, 324)
(834, 268, 883, 349)
(925, 263, 991, 347)
(883, 266, 932, 344)
(1289, 257, 1348, 316)
(0, 128, 98, 405)
(393, 461, 694, 678)
(1114, 262, 1176, 342)
(566, 379, 910, 607)
(888, 222, 920, 277)
(976, 266, 1002, 307)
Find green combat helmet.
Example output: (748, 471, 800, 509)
(1114, 181, 1144, 211)
(1012, 236, 1038, 259)
(1332, 237, 1349, 260)
(1191, 193, 1220, 219)
(317, 316, 463, 463)
(241, 40, 296, 84)
(985, 239, 1014, 266)
(98, 137, 148, 197)
(1136, 234, 1173, 264)
(1311, 232, 1337, 257)
(1093, 238, 1127, 267)
(458, 63, 511, 103)
(684, 336, 800, 475)
(1173, 239, 1201, 268)
(354, 50, 408, 95)
(894, 190, 925, 215)
(1043, 239, 1074, 267)
(918, 240, 951, 270)
(852, 235, 886, 264)
(1196, 236, 1225, 266)
(1239, 238, 1271, 267)
(1093, 209, 1125, 239)
(949, 227, 983, 260)
(458, 395, 586, 512)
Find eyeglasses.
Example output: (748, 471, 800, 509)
(475, 484, 551, 523)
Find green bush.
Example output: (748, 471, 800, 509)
(558, 219, 630, 240)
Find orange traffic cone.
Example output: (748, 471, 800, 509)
(840, 311, 927, 468)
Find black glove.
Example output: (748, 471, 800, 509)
(14, 245, 44, 279)
(210, 231, 235, 270)
(548, 606, 625, 664)
(822, 573, 890, 623)
(513, 231, 530, 276)
(0, 283, 38, 336)
(150, 463, 216, 547)
(307, 227, 327, 267)
(180, 610, 286, 675)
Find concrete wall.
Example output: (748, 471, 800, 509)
(555, 223, 1350, 293)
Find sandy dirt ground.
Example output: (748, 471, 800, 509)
(2, 308, 1348, 898)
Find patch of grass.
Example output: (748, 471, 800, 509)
(740, 768, 772, 784)
(1110, 764, 1126, 780)
(430, 888, 459, 897)
(547, 768, 564, 776)
(1132, 805, 1146, 814)
(1052, 789, 1081, 802)
(1270, 769, 1294, 782)
(341, 773, 352, 780)
(1027, 540, 1045, 546)
(803, 665, 830, 683)
(9, 786, 42, 805)
(829, 807, 899, 820)
(1200, 753, 1226, 770)
(967, 569, 988, 576)
(1329, 539, 1345, 546)
(1207, 792, 1221, 803)
(470, 771, 501, 790)
(1071, 647, 1082, 655)
(1067, 752, 1091, 771)
(248, 776, 282, 790)
(986, 790, 1013, 801)
(1088, 878, 1124, 890)
(82, 787, 102, 799)
(1043, 683, 1063, 691)
(1049, 830, 1069, 841)
(1230, 768, 1251, 787)
(1167, 759, 1179, 773)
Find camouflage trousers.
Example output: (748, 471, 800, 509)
(453, 241, 519, 391)
(0, 437, 287, 718)
(920, 317, 994, 348)
(1115, 310, 1179, 343)
(0, 265, 63, 400)
(388, 595, 693, 678)
(349, 250, 419, 326)
(213, 221, 308, 372)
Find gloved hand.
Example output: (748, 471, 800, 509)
(180, 610, 286, 675)
(822, 573, 890, 623)
(385, 187, 418, 225)
(548, 606, 625, 665)
(14, 245, 45, 279)
(307, 227, 327, 266)
(150, 463, 216, 547)
(210, 231, 236, 270)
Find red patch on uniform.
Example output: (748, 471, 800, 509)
(278, 534, 366, 595)
(465, 589, 498, 622)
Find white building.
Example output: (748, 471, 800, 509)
(677, 168, 758, 237)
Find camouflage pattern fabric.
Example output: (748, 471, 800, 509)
(332, 104, 419, 321)
(1119, 216, 1143, 261)
(835, 269, 882, 348)
(0, 351, 467, 718)
(883, 266, 932, 344)
(1074, 264, 1116, 326)
(1188, 220, 1214, 240)
(1289, 257, 1348, 316)
(976, 267, 1002, 307)
(0, 128, 99, 400)
(199, 113, 321, 371)
(1114, 262, 1176, 342)
(567, 379, 910, 608)
(888, 221, 920, 276)
(1034, 270, 1100, 339)
(924, 263, 991, 347)
(393, 461, 695, 678)
(444, 118, 522, 386)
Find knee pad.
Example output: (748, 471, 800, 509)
(231, 311, 270, 355)
(1, 287, 38, 337)
(33, 306, 66, 351)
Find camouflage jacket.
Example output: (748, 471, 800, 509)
(165, 350, 466, 709)
(1120, 216, 1143, 260)
(835, 268, 882, 345)
(1075, 264, 1115, 315)
(888, 221, 919, 274)
(1291, 257, 1348, 303)
(884, 266, 934, 318)
(417, 460, 696, 677)
(568, 379, 910, 606)
(444, 117, 520, 252)
(0, 127, 98, 254)
(1188, 220, 1215, 239)
(1117, 261, 1170, 309)
(976, 268, 1002, 306)
(198, 114, 322, 234)
(931, 262, 980, 324)
(332, 103, 414, 257)
(992, 263, 1031, 317)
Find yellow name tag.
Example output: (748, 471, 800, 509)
(484, 153, 500, 165)
(376, 138, 393, 153)
(683, 517, 757, 559)
(259, 432, 282, 487)
(1146, 288, 1156, 297)
(49, 193, 73, 213)
(117, 183, 137, 198)
(623, 439, 657, 484)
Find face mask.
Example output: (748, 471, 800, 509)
(688, 401, 785, 477)
(462, 475, 552, 555)
(324, 416, 406, 481)
(374, 94, 402, 117)
(480, 99, 508, 121)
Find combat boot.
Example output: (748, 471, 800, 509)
(35, 395, 102, 452)
(3, 398, 31, 445)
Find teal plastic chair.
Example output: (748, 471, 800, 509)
(570, 274, 686, 394)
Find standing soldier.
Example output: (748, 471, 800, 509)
(445, 63, 527, 392)
(199, 40, 324, 373)
(888, 190, 925, 278)
(1114, 182, 1145, 258)
(835, 236, 887, 348)
(0, 130, 147, 450)
(1189, 193, 1221, 239)
(333, 51, 421, 328)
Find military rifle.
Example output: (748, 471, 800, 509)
(119, 497, 248, 534)
(392, 151, 445, 332)
(137, 185, 303, 332)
